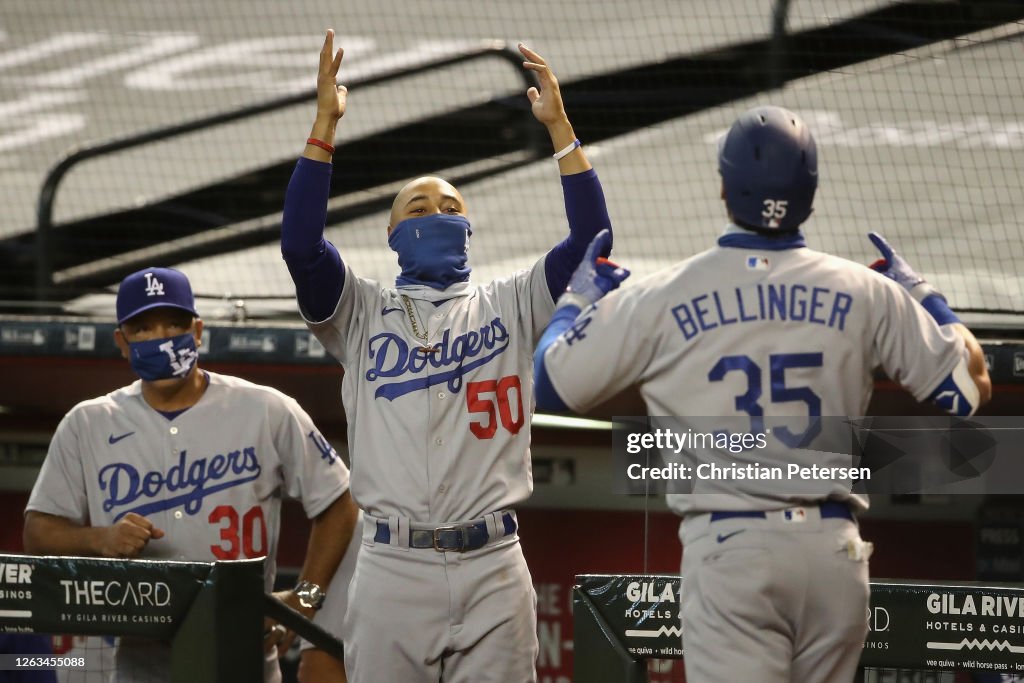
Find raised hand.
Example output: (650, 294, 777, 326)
(519, 43, 567, 127)
(317, 29, 347, 122)
(867, 232, 926, 293)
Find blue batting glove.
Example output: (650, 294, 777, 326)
(867, 232, 957, 326)
(867, 232, 927, 294)
(558, 229, 630, 310)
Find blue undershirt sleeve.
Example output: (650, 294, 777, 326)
(281, 157, 345, 322)
(543, 169, 612, 300)
(532, 304, 582, 412)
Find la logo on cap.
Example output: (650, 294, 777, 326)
(144, 272, 165, 297)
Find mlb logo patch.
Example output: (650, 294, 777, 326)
(746, 255, 770, 271)
(783, 507, 807, 523)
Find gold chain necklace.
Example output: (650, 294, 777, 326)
(400, 295, 439, 354)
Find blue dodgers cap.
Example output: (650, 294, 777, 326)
(116, 267, 199, 324)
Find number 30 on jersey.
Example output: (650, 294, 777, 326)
(209, 505, 267, 559)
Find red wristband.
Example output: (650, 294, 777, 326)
(306, 137, 336, 155)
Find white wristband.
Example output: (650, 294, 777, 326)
(909, 280, 940, 304)
(553, 139, 581, 161)
(556, 291, 591, 311)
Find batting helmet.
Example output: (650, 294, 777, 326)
(718, 105, 817, 232)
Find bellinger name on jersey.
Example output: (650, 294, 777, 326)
(672, 283, 854, 341)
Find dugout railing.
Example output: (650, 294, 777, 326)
(0, 554, 265, 681)
(574, 574, 1024, 682)
(33, 42, 540, 302)
(0, 553, 347, 681)
(0, 550, 350, 683)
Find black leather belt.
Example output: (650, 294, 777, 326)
(374, 511, 517, 552)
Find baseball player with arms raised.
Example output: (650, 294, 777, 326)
(534, 106, 992, 683)
(23, 267, 360, 683)
(280, 29, 613, 683)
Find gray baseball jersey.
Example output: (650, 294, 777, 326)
(27, 371, 351, 683)
(307, 259, 551, 683)
(542, 236, 966, 683)
(543, 241, 965, 515)
(307, 258, 554, 523)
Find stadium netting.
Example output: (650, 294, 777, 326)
(0, 1, 1021, 317)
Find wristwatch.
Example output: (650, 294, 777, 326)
(294, 580, 326, 610)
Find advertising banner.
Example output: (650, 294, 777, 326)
(575, 574, 1024, 675)
(0, 554, 213, 638)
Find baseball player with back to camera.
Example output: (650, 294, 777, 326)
(534, 106, 992, 683)
(23, 267, 361, 683)
(280, 29, 614, 682)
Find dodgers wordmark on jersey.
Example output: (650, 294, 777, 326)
(542, 239, 965, 515)
(308, 258, 554, 523)
(27, 371, 350, 592)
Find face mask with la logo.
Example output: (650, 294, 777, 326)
(128, 333, 199, 381)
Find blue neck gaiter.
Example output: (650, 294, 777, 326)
(128, 333, 199, 381)
(389, 214, 472, 290)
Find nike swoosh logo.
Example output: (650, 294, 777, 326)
(108, 432, 135, 445)
(716, 530, 745, 544)
(381, 307, 403, 315)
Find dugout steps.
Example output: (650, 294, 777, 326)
(4, 0, 1022, 306)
